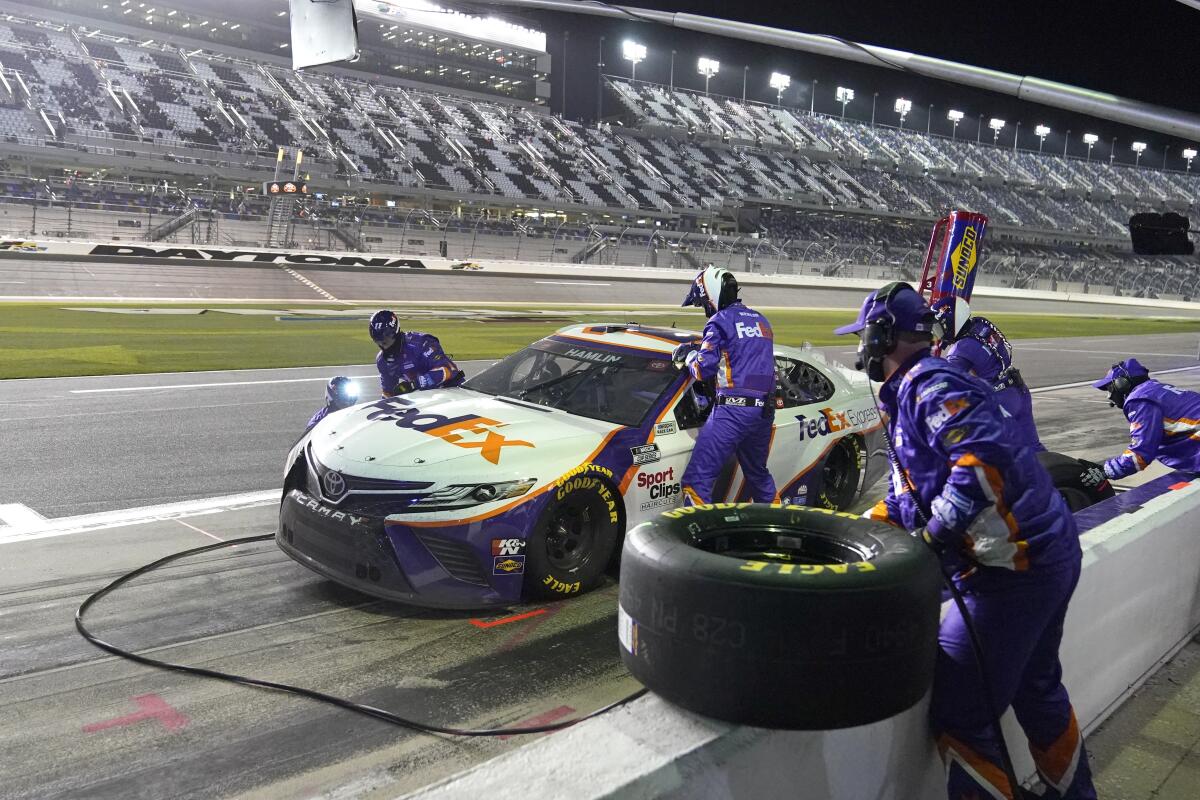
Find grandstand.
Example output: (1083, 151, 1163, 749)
(0, 0, 1195, 299)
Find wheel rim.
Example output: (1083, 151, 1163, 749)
(820, 438, 860, 510)
(545, 502, 598, 571)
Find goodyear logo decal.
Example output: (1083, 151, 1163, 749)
(949, 225, 979, 291)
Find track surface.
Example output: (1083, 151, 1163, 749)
(5, 256, 1200, 317)
(3, 257, 1200, 799)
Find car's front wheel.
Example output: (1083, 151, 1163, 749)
(524, 472, 622, 600)
(1037, 451, 1115, 512)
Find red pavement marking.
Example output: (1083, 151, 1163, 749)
(1169, 481, 1193, 490)
(83, 693, 188, 734)
(468, 608, 547, 629)
(498, 604, 563, 653)
(497, 705, 576, 740)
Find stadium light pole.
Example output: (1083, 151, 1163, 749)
(1013, 120, 1021, 152)
(698, 57, 719, 96)
(1184, 147, 1197, 172)
(977, 113, 983, 144)
(1110, 136, 1117, 164)
(596, 36, 604, 125)
(742, 65, 748, 103)
(989, 117, 1005, 145)
(947, 109, 963, 140)
(926, 103, 933, 134)
(1132, 141, 1147, 167)
(622, 40, 646, 83)
(669, 50, 675, 91)
(1163, 145, 1170, 169)
(1064, 129, 1071, 157)
(1083, 132, 1098, 161)
(810, 79, 817, 113)
(836, 86, 854, 119)
(871, 92, 877, 127)
(894, 97, 911, 130)
(1035, 124, 1051, 154)
(770, 72, 791, 107)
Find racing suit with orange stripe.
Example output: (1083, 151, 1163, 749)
(867, 350, 1095, 800)
(679, 302, 778, 505)
(376, 332, 465, 397)
(1102, 379, 1200, 479)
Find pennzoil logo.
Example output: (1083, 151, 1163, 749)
(365, 397, 533, 464)
(949, 225, 979, 290)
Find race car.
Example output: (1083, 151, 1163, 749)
(277, 323, 888, 608)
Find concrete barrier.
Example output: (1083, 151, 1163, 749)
(2, 238, 1198, 313)
(403, 473, 1200, 799)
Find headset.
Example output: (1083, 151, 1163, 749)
(1106, 362, 1136, 409)
(857, 282, 939, 382)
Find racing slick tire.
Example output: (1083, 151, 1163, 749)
(618, 504, 941, 730)
(1037, 451, 1115, 512)
(813, 434, 864, 511)
(524, 471, 623, 600)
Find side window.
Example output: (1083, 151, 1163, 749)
(775, 356, 835, 408)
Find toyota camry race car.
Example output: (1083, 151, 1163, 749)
(277, 324, 888, 608)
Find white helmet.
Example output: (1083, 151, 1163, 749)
(682, 266, 737, 317)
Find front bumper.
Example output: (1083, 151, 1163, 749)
(276, 489, 534, 609)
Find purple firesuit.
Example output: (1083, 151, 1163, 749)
(1103, 380, 1200, 479)
(377, 332, 464, 397)
(941, 316, 1043, 452)
(680, 302, 778, 505)
(867, 349, 1095, 800)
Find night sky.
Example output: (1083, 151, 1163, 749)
(498, 0, 1200, 167)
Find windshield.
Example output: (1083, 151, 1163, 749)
(464, 339, 680, 427)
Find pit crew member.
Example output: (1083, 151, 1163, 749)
(306, 376, 359, 431)
(936, 310, 1043, 451)
(838, 282, 1096, 800)
(1094, 358, 1200, 479)
(673, 267, 778, 505)
(369, 309, 465, 397)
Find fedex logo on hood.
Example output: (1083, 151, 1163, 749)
(364, 398, 534, 464)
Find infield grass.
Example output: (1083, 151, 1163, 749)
(2, 302, 1199, 379)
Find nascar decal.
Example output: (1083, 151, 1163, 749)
(631, 443, 661, 465)
(364, 397, 534, 464)
(86, 244, 427, 268)
(654, 420, 678, 436)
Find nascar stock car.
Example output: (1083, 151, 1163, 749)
(277, 323, 888, 608)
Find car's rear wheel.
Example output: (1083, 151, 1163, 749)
(814, 435, 864, 511)
(1037, 451, 1115, 512)
(524, 473, 622, 600)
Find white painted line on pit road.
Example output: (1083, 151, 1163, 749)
(0, 504, 46, 527)
(534, 280, 612, 286)
(175, 518, 225, 543)
(0, 489, 279, 545)
(69, 376, 378, 394)
(1021, 347, 1198, 358)
(1031, 364, 1200, 394)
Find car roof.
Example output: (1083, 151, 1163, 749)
(550, 323, 701, 355)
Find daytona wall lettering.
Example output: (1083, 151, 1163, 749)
(86, 244, 426, 268)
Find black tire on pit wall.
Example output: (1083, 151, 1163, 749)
(618, 503, 942, 730)
(1036, 451, 1116, 512)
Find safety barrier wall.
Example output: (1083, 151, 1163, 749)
(0, 239, 1197, 312)
(403, 475, 1200, 800)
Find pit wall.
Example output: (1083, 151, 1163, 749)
(403, 474, 1200, 800)
(1, 239, 1197, 313)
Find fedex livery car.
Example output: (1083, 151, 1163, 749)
(277, 324, 887, 608)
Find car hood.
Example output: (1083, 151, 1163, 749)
(308, 387, 618, 479)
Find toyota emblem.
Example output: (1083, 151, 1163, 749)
(323, 470, 346, 500)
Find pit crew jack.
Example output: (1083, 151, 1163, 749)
(377, 332, 465, 397)
(677, 269, 778, 505)
(867, 347, 1095, 800)
(1094, 359, 1200, 479)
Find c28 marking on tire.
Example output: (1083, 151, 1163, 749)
(542, 576, 582, 594)
(739, 560, 877, 575)
(691, 612, 746, 649)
